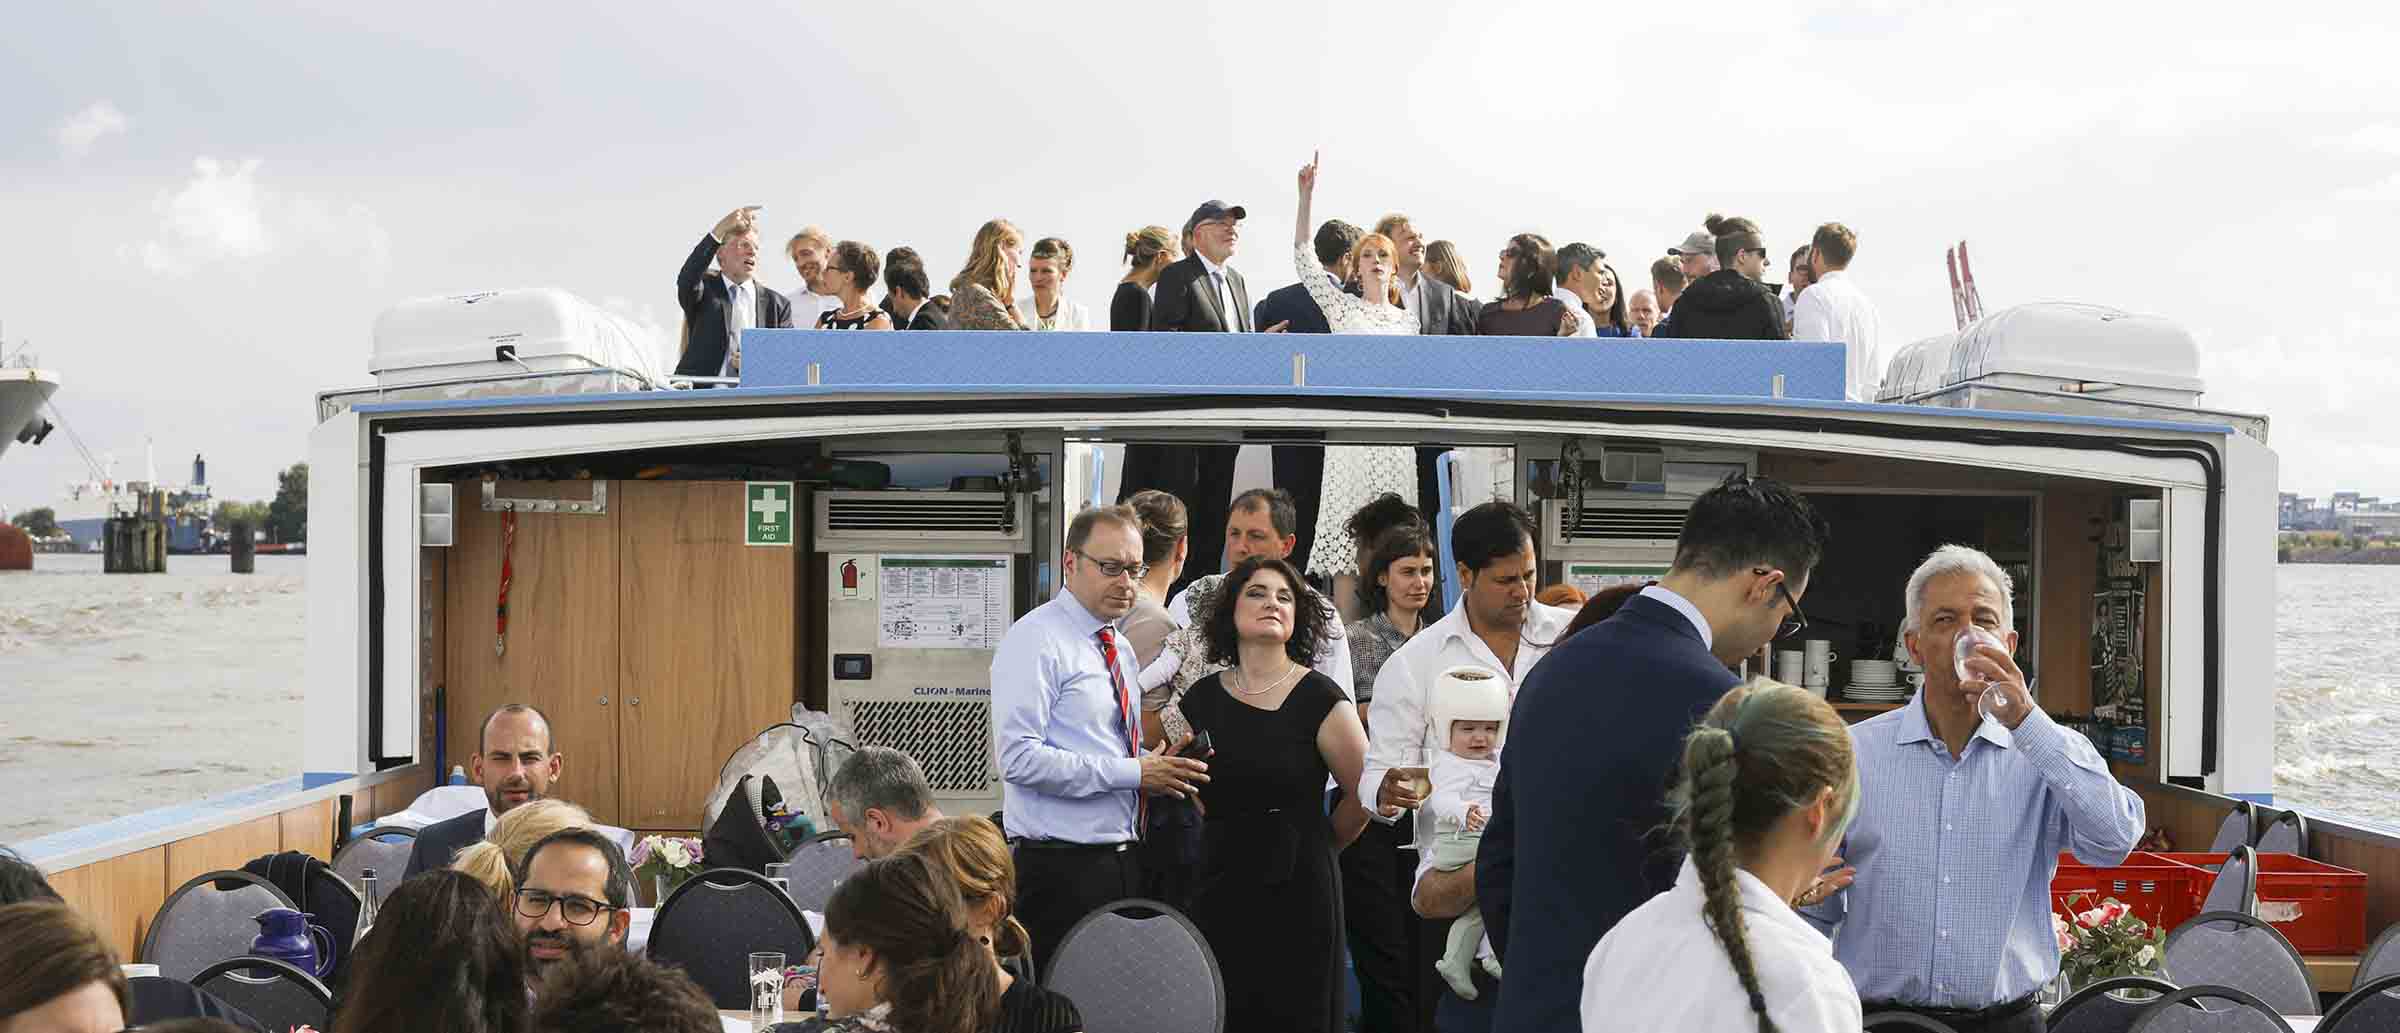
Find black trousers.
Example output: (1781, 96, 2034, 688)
(1340, 815, 1426, 1033)
(1416, 915, 1454, 1033)
(1012, 842, 1143, 981)
(1435, 967, 1500, 1033)
(1864, 999, 2045, 1033)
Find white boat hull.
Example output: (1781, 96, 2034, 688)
(0, 367, 60, 465)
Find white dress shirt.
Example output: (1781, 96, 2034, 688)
(1553, 286, 1599, 337)
(1400, 270, 1425, 320)
(1581, 860, 1863, 1033)
(719, 277, 755, 378)
(1020, 295, 1093, 331)
(1790, 270, 1885, 402)
(790, 288, 842, 324)
(1195, 253, 1243, 331)
(1637, 584, 1713, 649)
(989, 590, 1145, 845)
(1361, 600, 1573, 847)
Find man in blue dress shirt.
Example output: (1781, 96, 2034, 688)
(1805, 544, 2144, 1033)
(992, 504, 1210, 976)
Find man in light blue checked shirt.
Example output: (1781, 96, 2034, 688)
(1802, 544, 2143, 1033)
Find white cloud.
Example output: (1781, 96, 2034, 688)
(2323, 124, 2400, 157)
(2335, 174, 2400, 204)
(53, 101, 127, 157)
(134, 157, 389, 280)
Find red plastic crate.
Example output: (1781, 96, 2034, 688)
(2156, 852, 2369, 954)
(2049, 851, 2212, 933)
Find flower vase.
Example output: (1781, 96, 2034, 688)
(2038, 971, 2071, 1009)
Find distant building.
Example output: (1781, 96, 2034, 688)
(2345, 512, 2400, 537)
(2333, 491, 2363, 513)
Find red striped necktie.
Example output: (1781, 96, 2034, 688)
(1096, 627, 1145, 834)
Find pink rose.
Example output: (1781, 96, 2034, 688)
(2077, 905, 2108, 929)
(2101, 901, 2132, 925)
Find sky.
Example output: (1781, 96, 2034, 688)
(2, 1, 2396, 511)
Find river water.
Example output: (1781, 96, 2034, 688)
(0, 555, 2394, 842)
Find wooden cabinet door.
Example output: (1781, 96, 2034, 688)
(442, 480, 624, 825)
(615, 481, 796, 829)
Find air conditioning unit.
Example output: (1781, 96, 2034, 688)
(814, 491, 1032, 816)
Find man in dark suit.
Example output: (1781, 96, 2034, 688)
(672, 207, 795, 383)
(1476, 474, 1828, 1033)
(402, 703, 564, 878)
(1125, 200, 1273, 595)
(881, 246, 943, 330)
(1253, 219, 1361, 335)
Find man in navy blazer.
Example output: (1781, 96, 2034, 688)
(403, 704, 564, 879)
(672, 207, 795, 382)
(1480, 475, 1829, 1033)
(1253, 219, 1362, 336)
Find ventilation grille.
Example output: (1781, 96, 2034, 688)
(1559, 505, 1688, 542)
(823, 493, 1016, 535)
(847, 700, 993, 794)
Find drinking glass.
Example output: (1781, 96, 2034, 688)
(1400, 766, 1432, 803)
(750, 952, 786, 1027)
(764, 862, 793, 897)
(1954, 625, 2009, 719)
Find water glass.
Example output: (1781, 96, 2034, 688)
(749, 952, 786, 1027)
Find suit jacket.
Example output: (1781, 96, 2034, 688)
(1253, 280, 1331, 335)
(1480, 594, 1740, 1033)
(400, 808, 487, 880)
(673, 234, 796, 378)
(1413, 274, 1484, 336)
(1147, 254, 1251, 332)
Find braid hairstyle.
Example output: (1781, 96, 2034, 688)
(1668, 677, 1858, 1033)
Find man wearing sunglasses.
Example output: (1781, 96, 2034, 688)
(1479, 474, 1828, 1033)
(513, 827, 634, 984)
(1652, 214, 1790, 342)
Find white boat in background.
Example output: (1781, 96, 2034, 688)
(0, 363, 59, 466)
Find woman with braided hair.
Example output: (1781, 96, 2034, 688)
(1578, 679, 1862, 1033)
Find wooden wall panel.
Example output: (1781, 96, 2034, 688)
(48, 847, 166, 962)
(2316, 831, 2400, 945)
(424, 547, 446, 763)
(162, 815, 283, 889)
(442, 479, 623, 825)
(616, 481, 796, 829)
(280, 799, 335, 862)
(2134, 784, 2229, 851)
(2037, 490, 2103, 714)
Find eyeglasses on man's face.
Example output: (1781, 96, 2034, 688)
(1075, 550, 1148, 581)
(515, 888, 614, 926)
(1753, 567, 1807, 639)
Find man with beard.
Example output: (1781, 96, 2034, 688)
(404, 704, 564, 878)
(512, 827, 634, 986)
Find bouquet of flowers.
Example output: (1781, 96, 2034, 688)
(631, 835, 705, 899)
(2053, 895, 2166, 987)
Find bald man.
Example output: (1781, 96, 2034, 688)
(401, 703, 564, 878)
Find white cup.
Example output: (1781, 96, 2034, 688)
(1803, 640, 1837, 686)
(1774, 650, 1805, 684)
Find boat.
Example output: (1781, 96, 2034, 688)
(0, 363, 59, 466)
(19, 290, 2398, 999)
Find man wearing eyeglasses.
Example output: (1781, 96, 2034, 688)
(991, 504, 1211, 978)
(513, 827, 635, 984)
(1479, 475, 1829, 1033)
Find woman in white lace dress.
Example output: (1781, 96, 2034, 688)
(1292, 152, 1419, 618)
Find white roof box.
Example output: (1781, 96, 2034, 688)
(1876, 332, 1958, 403)
(319, 289, 668, 420)
(1947, 302, 2202, 404)
(370, 288, 665, 386)
(1915, 302, 2266, 440)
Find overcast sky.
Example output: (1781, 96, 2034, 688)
(2, 1, 2394, 511)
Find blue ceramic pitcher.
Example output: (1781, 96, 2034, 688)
(250, 907, 334, 979)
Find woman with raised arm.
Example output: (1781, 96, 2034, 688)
(1579, 679, 1863, 1033)
(1291, 152, 1419, 611)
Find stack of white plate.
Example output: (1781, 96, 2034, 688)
(1846, 659, 1908, 703)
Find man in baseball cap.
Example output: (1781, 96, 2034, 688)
(1667, 228, 1719, 285)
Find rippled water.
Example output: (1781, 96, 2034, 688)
(2271, 565, 2400, 828)
(0, 554, 2392, 842)
(0, 553, 309, 841)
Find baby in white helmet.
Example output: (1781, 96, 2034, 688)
(1425, 664, 1508, 999)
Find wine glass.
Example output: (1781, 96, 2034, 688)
(1954, 625, 2009, 719)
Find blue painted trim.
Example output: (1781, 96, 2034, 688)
(1436, 451, 1462, 612)
(351, 382, 2238, 438)
(301, 771, 353, 790)
(2227, 791, 2276, 804)
(20, 776, 315, 861)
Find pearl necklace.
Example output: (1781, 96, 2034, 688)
(1229, 663, 1302, 696)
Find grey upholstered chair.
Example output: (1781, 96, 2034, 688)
(191, 956, 333, 1033)
(2317, 972, 2400, 1031)
(2163, 911, 2318, 1017)
(2200, 846, 2259, 916)
(142, 870, 297, 982)
(2049, 974, 2180, 1033)
(1862, 1012, 1963, 1032)
(331, 826, 417, 890)
(2251, 811, 2307, 857)
(2208, 801, 2258, 854)
(781, 831, 863, 914)
(1045, 899, 1225, 1033)
(2359, 923, 2400, 985)
(2127, 985, 2296, 1032)
(646, 868, 815, 1010)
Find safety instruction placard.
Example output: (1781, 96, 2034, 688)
(879, 555, 1012, 650)
(1564, 562, 1667, 599)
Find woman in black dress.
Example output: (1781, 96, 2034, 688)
(1176, 555, 1372, 1033)
(1110, 225, 1178, 330)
